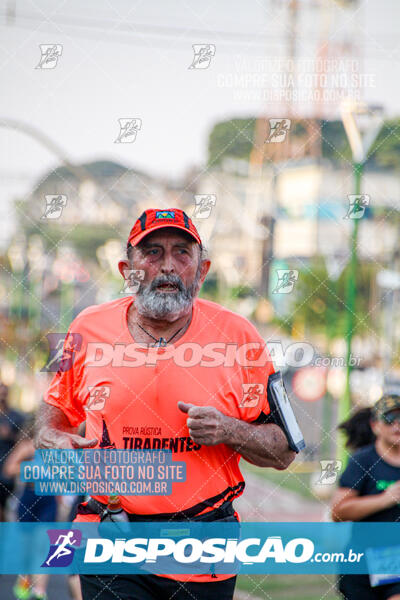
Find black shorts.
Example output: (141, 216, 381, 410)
(80, 573, 237, 600)
(338, 574, 400, 600)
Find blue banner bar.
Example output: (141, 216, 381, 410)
(1, 522, 400, 575)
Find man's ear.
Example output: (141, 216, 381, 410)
(118, 259, 131, 279)
(199, 259, 211, 287)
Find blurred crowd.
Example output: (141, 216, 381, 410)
(0, 381, 83, 600)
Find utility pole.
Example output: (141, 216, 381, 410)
(6, 0, 16, 25)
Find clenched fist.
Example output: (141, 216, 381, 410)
(178, 401, 231, 446)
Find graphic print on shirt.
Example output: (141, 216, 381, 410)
(99, 418, 116, 449)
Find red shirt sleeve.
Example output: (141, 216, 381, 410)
(235, 324, 275, 423)
(43, 328, 86, 427)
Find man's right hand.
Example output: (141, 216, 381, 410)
(34, 402, 98, 449)
(36, 427, 98, 449)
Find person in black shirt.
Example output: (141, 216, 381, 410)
(0, 382, 25, 521)
(331, 395, 400, 600)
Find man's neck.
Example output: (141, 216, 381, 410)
(127, 300, 194, 344)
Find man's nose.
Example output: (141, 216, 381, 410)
(160, 252, 175, 274)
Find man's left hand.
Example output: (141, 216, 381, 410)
(178, 401, 229, 446)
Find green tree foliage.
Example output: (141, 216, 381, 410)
(369, 119, 400, 169)
(320, 120, 351, 162)
(207, 117, 400, 169)
(208, 118, 255, 167)
(21, 222, 118, 262)
(274, 257, 377, 339)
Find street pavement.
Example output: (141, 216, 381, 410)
(235, 470, 326, 521)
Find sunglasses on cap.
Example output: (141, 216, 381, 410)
(381, 412, 400, 425)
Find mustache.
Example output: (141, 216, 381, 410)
(148, 275, 185, 292)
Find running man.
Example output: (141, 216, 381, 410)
(46, 531, 78, 566)
(35, 208, 296, 600)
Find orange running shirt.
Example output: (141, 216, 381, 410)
(44, 296, 274, 581)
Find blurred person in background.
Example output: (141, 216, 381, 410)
(4, 414, 57, 600)
(331, 395, 400, 600)
(337, 406, 376, 452)
(0, 382, 25, 521)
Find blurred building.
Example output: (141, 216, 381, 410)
(192, 158, 274, 290)
(275, 160, 400, 262)
(23, 160, 166, 225)
(194, 158, 400, 291)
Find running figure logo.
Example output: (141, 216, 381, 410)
(265, 119, 291, 143)
(42, 529, 82, 567)
(272, 270, 298, 294)
(36, 44, 63, 69)
(114, 118, 142, 143)
(41, 195, 67, 220)
(344, 194, 370, 219)
(41, 333, 82, 373)
(188, 44, 216, 69)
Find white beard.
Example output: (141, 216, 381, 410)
(134, 271, 200, 321)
